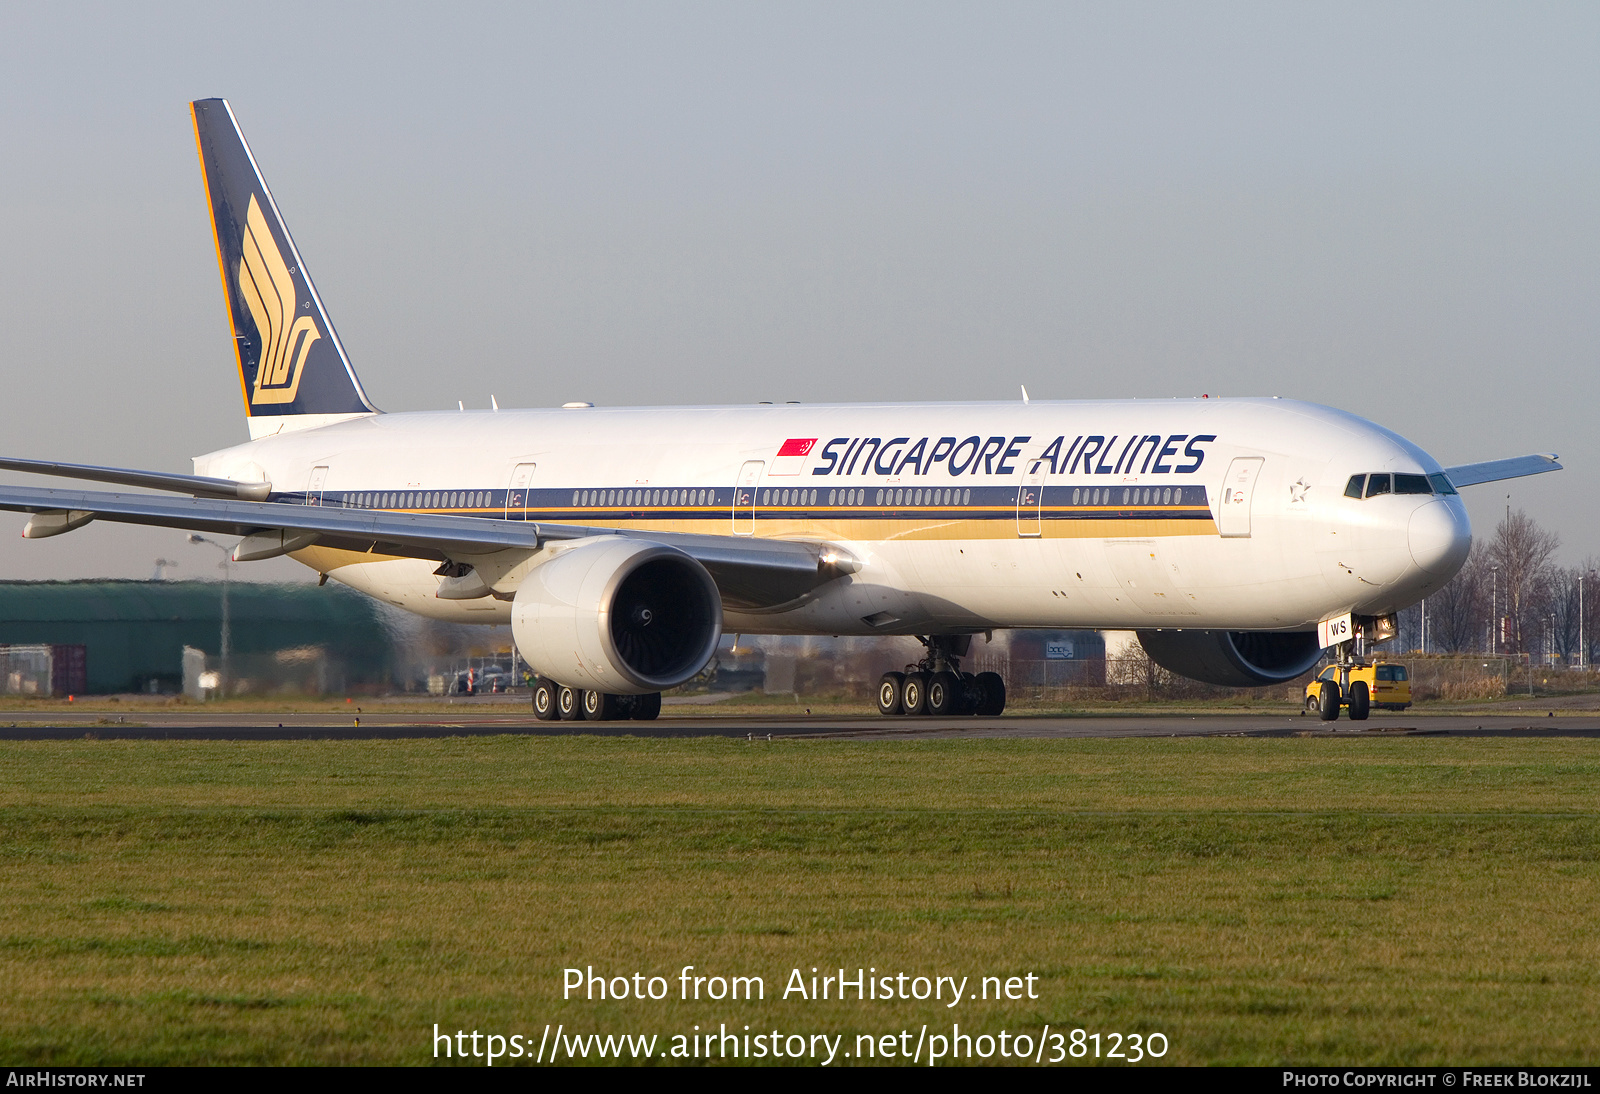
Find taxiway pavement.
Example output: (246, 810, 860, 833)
(1, 708, 1597, 741)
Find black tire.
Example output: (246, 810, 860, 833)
(1318, 680, 1340, 721)
(584, 689, 621, 721)
(558, 686, 584, 721)
(961, 672, 980, 715)
(532, 680, 558, 721)
(975, 671, 1006, 716)
(1304, 692, 1320, 713)
(901, 672, 930, 716)
(926, 671, 961, 716)
(1348, 680, 1370, 721)
(877, 672, 906, 716)
(630, 692, 662, 720)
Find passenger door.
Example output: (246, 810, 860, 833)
(732, 460, 764, 535)
(1015, 460, 1047, 537)
(504, 462, 536, 521)
(306, 465, 328, 506)
(1218, 457, 1265, 538)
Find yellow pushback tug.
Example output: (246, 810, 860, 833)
(1303, 661, 1412, 721)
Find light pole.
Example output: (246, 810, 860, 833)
(189, 534, 232, 695)
(1490, 565, 1500, 655)
(1582, 570, 1597, 672)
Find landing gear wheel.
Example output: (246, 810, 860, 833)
(877, 672, 906, 716)
(901, 672, 930, 716)
(583, 689, 621, 721)
(926, 671, 961, 716)
(558, 685, 584, 721)
(630, 692, 661, 721)
(1317, 680, 1341, 722)
(961, 672, 980, 715)
(975, 671, 1006, 716)
(532, 680, 558, 721)
(1347, 680, 1370, 721)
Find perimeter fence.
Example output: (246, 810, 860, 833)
(963, 653, 1571, 705)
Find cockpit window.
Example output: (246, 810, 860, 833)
(1347, 471, 1452, 499)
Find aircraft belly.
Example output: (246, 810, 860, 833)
(282, 519, 1339, 635)
(287, 547, 513, 623)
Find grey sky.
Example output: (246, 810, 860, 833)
(0, 2, 1596, 581)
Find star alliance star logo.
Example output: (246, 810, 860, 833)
(1289, 479, 1310, 503)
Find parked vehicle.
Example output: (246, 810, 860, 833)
(1304, 660, 1411, 720)
(478, 667, 514, 693)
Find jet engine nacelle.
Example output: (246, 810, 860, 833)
(511, 538, 723, 694)
(1136, 629, 1322, 688)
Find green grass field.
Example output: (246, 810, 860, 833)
(1, 735, 1597, 1065)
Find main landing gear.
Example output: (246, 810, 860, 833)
(532, 679, 661, 722)
(877, 635, 1006, 717)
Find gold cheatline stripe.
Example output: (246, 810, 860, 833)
(294, 516, 1218, 572)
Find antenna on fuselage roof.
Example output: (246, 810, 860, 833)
(1020, 385, 1030, 404)
(491, 395, 500, 411)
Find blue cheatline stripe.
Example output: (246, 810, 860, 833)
(272, 483, 1213, 521)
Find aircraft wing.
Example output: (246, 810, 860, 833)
(0, 483, 854, 611)
(1442, 453, 1562, 489)
(0, 456, 274, 500)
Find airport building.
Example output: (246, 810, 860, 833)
(0, 580, 397, 695)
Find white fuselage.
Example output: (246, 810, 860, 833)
(193, 397, 1471, 636)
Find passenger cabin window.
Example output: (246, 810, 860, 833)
(1365, 474, 1392, 498)
(1345, 475, 1366, 498)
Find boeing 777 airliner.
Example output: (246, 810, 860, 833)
(0, 100, 1561, 719)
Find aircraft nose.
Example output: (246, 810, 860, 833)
(1409, 499, 1471, 576)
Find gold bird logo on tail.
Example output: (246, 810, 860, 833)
(238, 195, 320, 406)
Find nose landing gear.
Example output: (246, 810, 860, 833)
(1311, 624, 1386, 722)
(877, 635, 1005, 717)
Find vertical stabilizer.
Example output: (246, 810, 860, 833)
(191, 98, 379, 438)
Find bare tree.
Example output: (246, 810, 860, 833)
(1397, 599, 1423, 652)
(1580, 557, 1600, 667)
(1540, 567, 1582, 665)
(1486, 510, 1560, 655)
(1427, 543, 1490, 653)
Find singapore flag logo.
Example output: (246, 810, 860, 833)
(769, 438, 816, 476)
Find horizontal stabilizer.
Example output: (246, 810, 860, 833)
(0, 456, 271, 500)
(1443, 453, 1562, 489)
